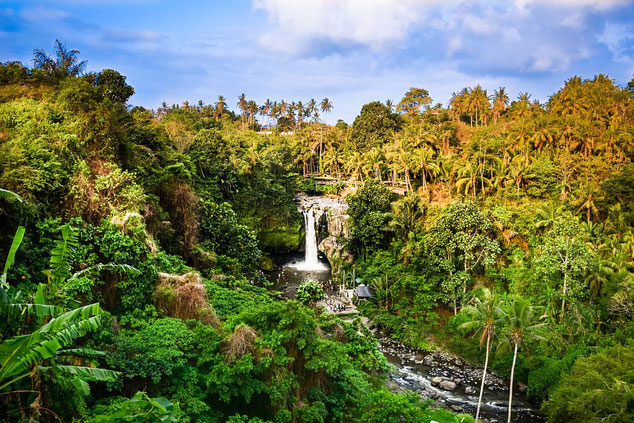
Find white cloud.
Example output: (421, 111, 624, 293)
(252, 0, 447, 54)
(598, 22, 634, 62)
(514, 0, 633, 11)
(20, 6, 70, 22)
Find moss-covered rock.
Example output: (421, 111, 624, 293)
(259, 255, 275, 271)
(258, 224, 304, 253)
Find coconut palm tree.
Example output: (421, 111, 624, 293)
(455, 160, 478, 197)
(33, 39, 87, 78)
(460, 288, 502, 423)
(215, 96, 227, 119)
(492, 87, 510, 122)
(505, 155, 535, 199)
(345, 151, 365, 185)
(572, 182, 602, 224)
(385, 136, 415, 192)
(237, 94, 248, 124)
(412, 145, 439, 192)
(534, 201, 568, 232)
(498, 297, 545, 423)
(363, 147, 385, 181)
(320, 98, 333, 122)
(247, 100, 258, 126)
(322, 147, 342, 180)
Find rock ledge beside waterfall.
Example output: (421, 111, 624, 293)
(295, 194, 352, 265)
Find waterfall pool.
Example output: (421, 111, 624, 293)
(265, 252, 331, 299)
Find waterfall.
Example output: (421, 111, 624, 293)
(290, 206, 327, 271)
(303, 208, 319, 267)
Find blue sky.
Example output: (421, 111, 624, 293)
(1, 0, 633, 123)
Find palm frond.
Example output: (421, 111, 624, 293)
(68, 263, 140, 282)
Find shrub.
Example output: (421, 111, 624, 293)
(296, 280, 326, 306)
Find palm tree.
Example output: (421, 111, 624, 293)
(363, 147, 385, 181)
(412, 146, 439, 192)
(534, 201, 567, 232)
(572, 183, 602, 224)
(390, 193, 425, 238)
(585, 256, 614, 298)
(237, 93, 247, 124)
(385, 136, 414, 192)
(345, 151, 365, 185)
(322, 147, 342, 180)
(307, 99, 317, 122)
(33, 39, 87, 78)
(498, 297, 545, 423)
(320, 98, 333, 122)
(455, 160, 478, 197)
(460, 288, 502, 423)
(492, 87, 510, 122)
(247, 100, 258, 126)
(215, 96, 227, 119)
(505, 155, 535, 199)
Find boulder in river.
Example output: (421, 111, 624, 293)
(431, 376, 443, 386)
(465, 386, 477, 395)
(439, 380, 457, 391)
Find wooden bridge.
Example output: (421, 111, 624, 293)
(308, 175, 408, 196)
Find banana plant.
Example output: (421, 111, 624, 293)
(0, 302, 119, 391)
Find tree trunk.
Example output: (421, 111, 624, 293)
(507, 343, 518, 423)
(561, 272, 568, 318)
(476, 334, 491, 422)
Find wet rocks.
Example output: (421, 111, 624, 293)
(439, 380, 457, 391)
(465, 386, 477, 395)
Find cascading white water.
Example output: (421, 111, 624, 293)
(289, 206, 327, 271)
(303, 209, 319, 267)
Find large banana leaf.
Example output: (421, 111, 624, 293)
(49, 224, 78, 286)
(1, 226, 25, 289)
(0, 189, 22, 202)
(68, 263, 141, 281)
(0, 303, 103, 390)
(39, 365, 119, 382)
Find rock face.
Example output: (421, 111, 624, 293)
(295, 195, 351, 265)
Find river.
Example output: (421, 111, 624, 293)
(264, 195, 543, 423)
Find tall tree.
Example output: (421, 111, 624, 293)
(460, 288, 502, 423)
(320, 98, 333, 121)
(396, 87, 432, 116)
(498, 297, 545, 423)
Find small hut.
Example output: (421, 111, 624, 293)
(355, 284, 374, 301)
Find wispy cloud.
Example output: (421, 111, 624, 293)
(252, 0, 446, 55)
(101, 28, 163, 44)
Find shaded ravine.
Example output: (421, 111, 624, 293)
(378, 338, 544, 423)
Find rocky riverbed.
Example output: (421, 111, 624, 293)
(378, 337, 544, 423)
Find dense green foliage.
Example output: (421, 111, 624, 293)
(0, 46, 464, 423)
(1, 42, 634, 423)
